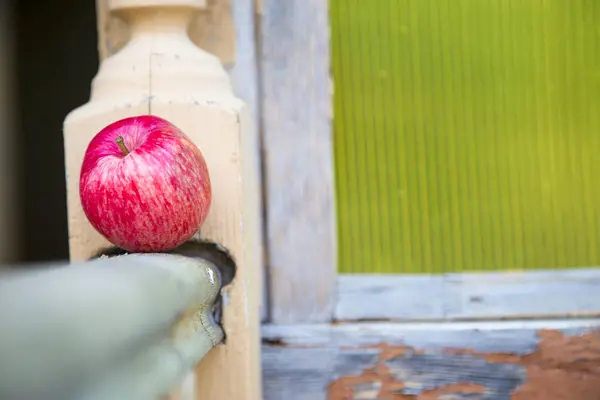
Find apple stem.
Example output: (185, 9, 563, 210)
(116, 136, 130, 156)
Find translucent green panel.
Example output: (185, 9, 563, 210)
(331, 0, 600, 273)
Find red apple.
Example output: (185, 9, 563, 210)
(79, 115, 212, 252)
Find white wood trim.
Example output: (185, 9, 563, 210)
(262, 319, 600, 348)
(336, 268, 600, 321)
(261, 319, 600, 400)
(259, 0, 336, 324)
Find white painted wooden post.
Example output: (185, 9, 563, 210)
(95, 0, 267, 323)
(63, 0, 262, 398)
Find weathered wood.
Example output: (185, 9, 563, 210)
(65, 1, 262, 399)
(336, 274, 450, 321)
(262, 319, 600, 350)
(336, 268, 600, 321)
(328, 350, 524, 399)
(446, 268, 600, 320)
(262, 347, 336, 400)
(261, 319, 600, 400)
(0, 253, 222, 400)
(259, 0, 336, 323)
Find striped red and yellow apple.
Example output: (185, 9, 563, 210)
(79, 115, 212, 252)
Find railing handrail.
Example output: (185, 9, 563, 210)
(0, 253, 223, 400)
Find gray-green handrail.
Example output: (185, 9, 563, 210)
(0, 252, 225, 400)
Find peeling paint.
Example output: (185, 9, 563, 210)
(463, 329, 600, 400)
(340, 344, 424, 361)
(328, 329, 600, 400)
(329, 363, 487, 400)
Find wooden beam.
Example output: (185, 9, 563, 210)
(261, 319, 600, 399)
(336, 268, 600, 321)
(259, 0, 336, 323)
(65, 1, 262, 399)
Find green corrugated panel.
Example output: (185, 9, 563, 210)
(331, 0, 600, 274)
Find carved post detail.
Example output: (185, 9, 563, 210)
(63, 0, 262, 398)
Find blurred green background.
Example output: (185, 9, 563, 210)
(331, 0, 600, 273)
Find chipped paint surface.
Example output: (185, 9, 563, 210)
(328, 346, 522, 399)
(326, 330, 600, 400)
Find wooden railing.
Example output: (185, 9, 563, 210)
(0, 252, 224, 399)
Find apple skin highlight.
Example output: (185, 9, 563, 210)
(79, 115, 212, 252)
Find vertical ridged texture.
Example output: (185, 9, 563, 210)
(331, 0, 600, 273)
